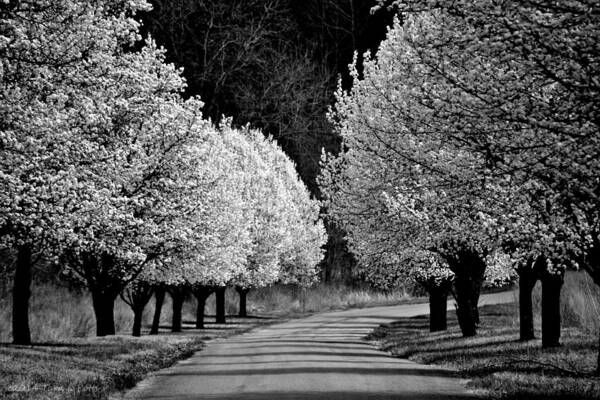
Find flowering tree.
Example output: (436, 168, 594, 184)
(232, 128, 326, 317)
(320, 39, 500, 336)
(407, 252, 454, 332)
(56, 40, 215, 337)
(229, 129, 293, 316)
(0, 0, 162, 343)
(0, 0, 256, 338)
(132, 122, 325, 331)
(117, 114, 251, 335)
(356, 249, 455, 332)
(123, 121, 257, 333)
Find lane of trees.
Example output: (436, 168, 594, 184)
(320, 0, 600, 371)
(3, 0, 598, 376)
(0, 0, 326, 344)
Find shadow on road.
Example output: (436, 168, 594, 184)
(135, 391, 475, 399)
(162, 366, 459, 378)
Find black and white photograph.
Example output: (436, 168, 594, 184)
(1, 1, 599, 399)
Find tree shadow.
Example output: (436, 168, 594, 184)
(161, 366, 460, 379)
(0, 341, 97, 348)
(192, 351, 388, 359)
(143, 391, 479, 400)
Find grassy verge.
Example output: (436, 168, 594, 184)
(368, 273, 600, 399)
(0, 316, 276, 400)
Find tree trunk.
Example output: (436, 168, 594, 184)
(215, 286, 226, 323)
(150, 286, 166, 334)
(132, 308, 144, 337)
(196, 295, 207, 329)
(120, 282, 154, 337)
(170, 287, 186, 333)
(541, 272, 563, 348)
(454, 276, 477, 337)
(12, 245, 32, 345)
(518, 266, 537, 341)
(91, 288, 118, 336)
(193, 286, 214, 329)
(236, 286, 249, 318)
(428, 286, 448, 332)
(446, 249, 486, 337)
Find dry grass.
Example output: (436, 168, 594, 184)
(368, 271, 600, 400)
(0, 282, 413, 341)
(545, 271, 600, 335)
(0, 285, 156, 342)
(244, 283, 413, 316)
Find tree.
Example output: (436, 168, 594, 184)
(408, 252, 454, 332)
(320, 43, 498, 336)
(120, 280, 154, 337)
(354, 250, 455, 332)
(140, 122, 257, 331)
(232, 128, 326, 316)
(0, 0, 157, 343)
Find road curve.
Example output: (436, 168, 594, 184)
(123, 291, 514, 400)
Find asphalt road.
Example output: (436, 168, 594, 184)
(122, 291, 515, 400)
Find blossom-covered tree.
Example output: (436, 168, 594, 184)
(56, 39, 216, 337)
(232, 128, 326, 317)
(134, 123, 324, 331)
(134, 122, 256, 332)
(118, 115, 250, 335)
(2, 0, 248, 338)
(320, 40, 500, 336)
(0, 0, 161, 343)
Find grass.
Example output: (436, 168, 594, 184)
(1, 334, 206, 400)
(243, 283, 414, 316)
(0, 281, 413, 342)
(367, 271, 600, 400)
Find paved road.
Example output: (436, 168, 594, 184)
(123, 291, 515, 400)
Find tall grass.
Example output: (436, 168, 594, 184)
(0, 282, 412, 341)
(243, 283, 412, 315)
(558, 271, 600, 334)
(0, 285, 136, 342)
(513, 270, 600, 334)
(2, 271, 596, 342)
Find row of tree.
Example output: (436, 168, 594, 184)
(0, 0, 325, 344)
(320, 0, 600, 371)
